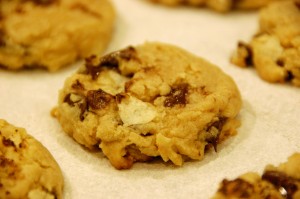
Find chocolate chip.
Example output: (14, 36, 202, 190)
(276, 59, 285, 67)
(99, 53, 119, 68)
(164, 83, 189, 107)
(18, 142, 26, 149)
(22, 0, 58, 5)
(86, 89, 114, 110)
(0, 29, 6, 47)
(85, 47, 138, 80)
(295, 0, 300, 9)
(262, 170, 299, 199)
(206, 117, 227, 152)
(2, 138, 15, 147)
(63, 94, 75, 106)
(85, 55, 102, 80)
(219, 178, 254, 197)
(119, 46, 136, 60)
(64, 93, 87, 121)
(286, 71, 294, 81)
(115, 93, 127, 104)
(78, 101, 87, 121)
(85, 53, 120, 80)
(71, 80, 85, 90)
(0, 156, 14, 167)
(238, 42, 253, 66)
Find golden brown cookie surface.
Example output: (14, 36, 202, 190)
(0, 0, 115, 71)
(0, 119, 64, 199)
(53, 42, 242, 169)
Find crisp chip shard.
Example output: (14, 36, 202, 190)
(118, 95, 157, 126)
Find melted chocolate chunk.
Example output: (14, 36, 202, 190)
(78, 101, 87, 121)
(63, 93, 86, 121)
(85, 53, 119, 80)
(63, 94, 75, 106)
(206, 117, 227, 152)
(22, 0, 58, 5)
(85, 47, 137, 80)
(99, 53, 119, 68)
(0, 29, 5, 47)
(164, 83, 189, 107)
(262, 170, 299, 199)
(286, 71, 294, 81)
(2, 138, 15, 147)
(0, 156, 14, 167)
(295, 0, 300, 9)
(276, 59, 285, 67)
(86, 89, 114, 110)
(71, 80, 85, 90)
(85, 55, 102, 80)
(219, 178, 254, 197)
(119, 46, 136, 60)
(238, 42, 253, 66)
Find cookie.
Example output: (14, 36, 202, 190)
(52, 42, 242, 169)
(231, 0, 300, 86)
(0, 119, 64, 199)
(0, 0, 115, 71)
(147, 0, 285, 12)
(212, 153, 300, 199)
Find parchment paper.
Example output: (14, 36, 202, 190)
(0, 0, 299, 198)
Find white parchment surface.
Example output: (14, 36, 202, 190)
(0, 0, 299, 198)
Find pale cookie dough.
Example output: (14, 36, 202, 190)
(0, 0, 115, 71)
(231, 0, 300, 86)
(0, 119, 64, 199)
(52, 42, 242, 169)
(212, 153, 300, 199)
(147, 0, 286, 12)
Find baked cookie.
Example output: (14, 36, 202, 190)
(52, 42, 242, 169)
(0, 119, 64, 199)
(231, 0, 300, 86)
(212, 153, 300, 199)
(147, 0, 285, 12)
(0, 0, 115, 71)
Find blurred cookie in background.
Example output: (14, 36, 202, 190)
(212, 153, 300, 199)
(0, 0, 115, 71)
(146, 0, 286, 12)
(231, 0, 300, 86)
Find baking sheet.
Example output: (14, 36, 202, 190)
(1, 0, 300, 198)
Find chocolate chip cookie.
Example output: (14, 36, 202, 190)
(231, 0, 300, 86)
(52, 42, 242, 169)
(147, 0, 285, 12)
(212, 153, 300, 199)
(0, 0, 115, 71)
(0, 119, 64, 199)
